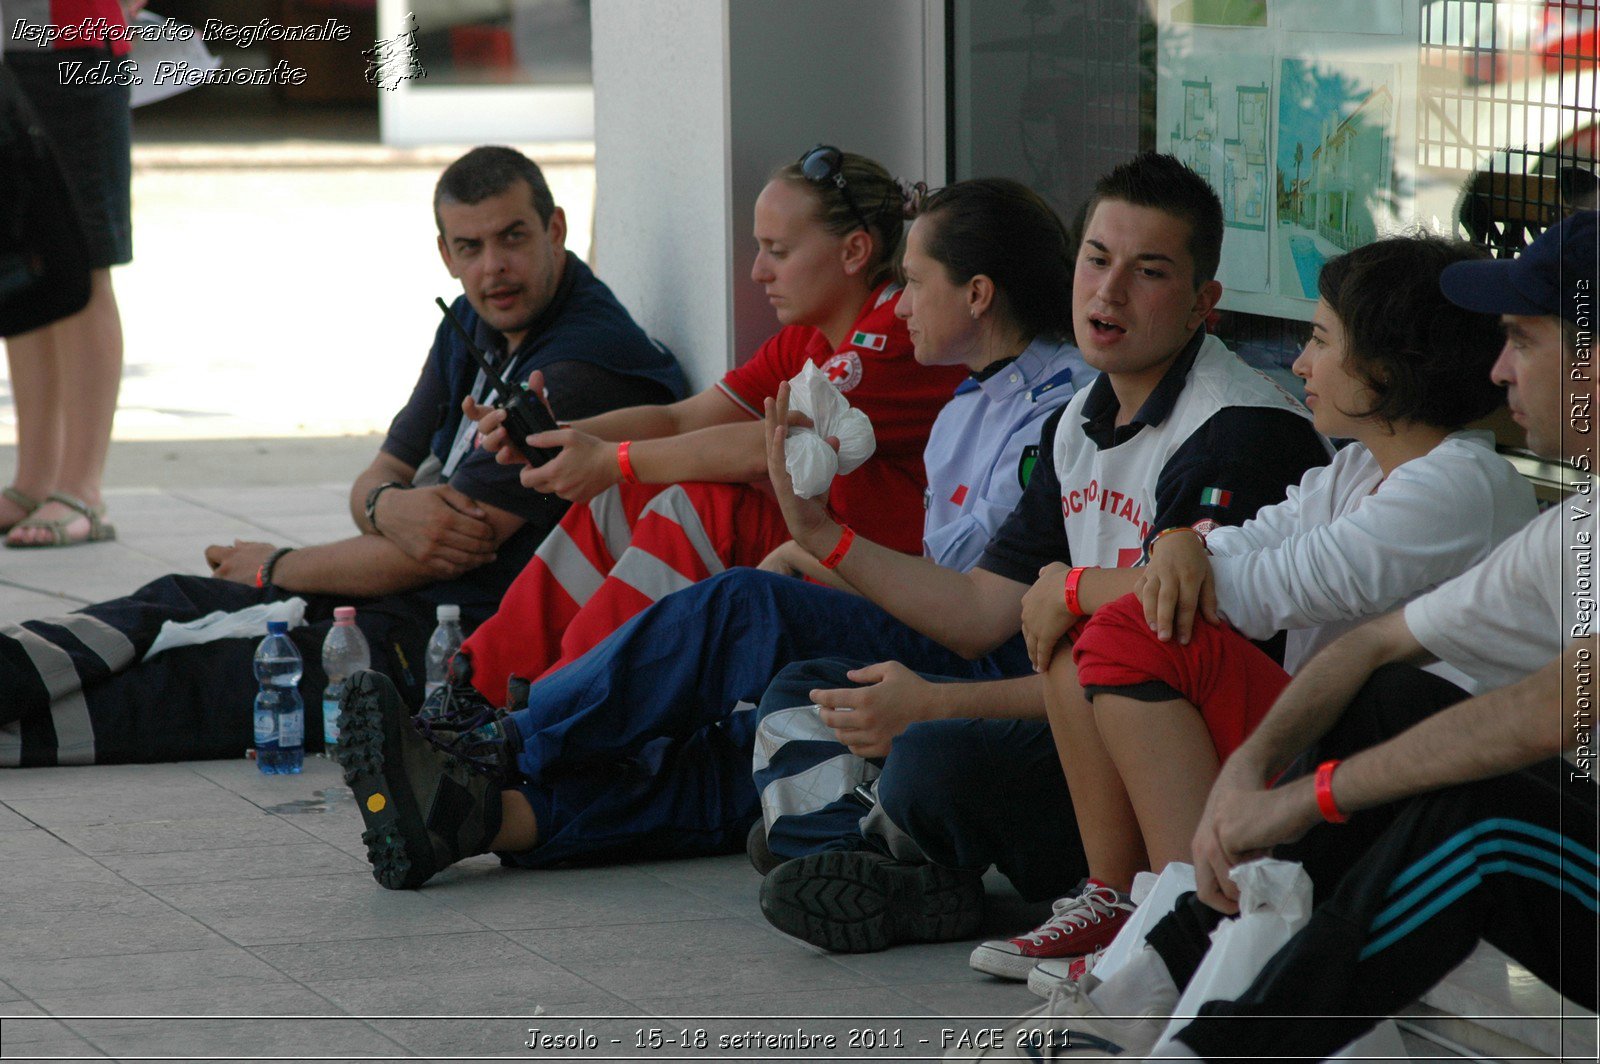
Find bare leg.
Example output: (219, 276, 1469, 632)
(491, 789, 538, 851)
(1, 323, 65, 528)
(8, 269, 122, 545)
(1043, 649, 1147, 892)
(1093, 693, 1219, 870)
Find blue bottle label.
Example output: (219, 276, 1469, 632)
(279, 710, 303, 747)
(322, 696, 341, 745)
(254, 706, 274, 746)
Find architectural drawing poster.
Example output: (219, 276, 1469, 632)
(1156, 0, 1419, 320)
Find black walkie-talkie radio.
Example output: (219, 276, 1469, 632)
(434, 297, 561, 466)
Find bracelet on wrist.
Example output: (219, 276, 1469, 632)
(617, 441, 640, 484)
(1314, 759, 1348, 823)
(820, 525, 856, 570)
(364, 481, 406, 533)
(256, 547, 296, 591)
(1152, 525, 1210, 554)
(1063, 565, 1092, 616)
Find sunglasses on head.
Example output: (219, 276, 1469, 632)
(798, 144, 873, 234)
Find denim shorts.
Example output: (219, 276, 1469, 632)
(6, 48, 133, 267)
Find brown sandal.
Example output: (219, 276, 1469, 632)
(0, 486, 41, 533)
(4, 491, 116, 548)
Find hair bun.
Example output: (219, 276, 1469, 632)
(897, 178, 930, 218)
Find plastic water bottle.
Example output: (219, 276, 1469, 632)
(424, 604, 463, 698)
(254, 620, 304, 775)
(320, 606, 370, 757)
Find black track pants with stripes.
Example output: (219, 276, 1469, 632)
(1169, 666, 1599, 1061)
(0, 574, 435, 766)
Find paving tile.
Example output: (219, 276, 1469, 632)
(49, 813, 320, 857)
(63, 1014, 405, 1060)
(634, 854, 765, 912)
(145, 874, 485, 946)
(543, 944, 875, 1005)
(0, 802, 33, 829)
(0, 878, 180, 921)
(426, 863, 728, 931)
(0, 828, 84, 861)
(36, 980, 343, 1020)
(98, 841, 367, 887)
(0, 588, 84, 625)
(305, 965, 607, 1016)
(825, 937, 1005, 988)
(0, 854, 124, 892)
(0, 977, 23, 1003)
(0, 946, 289, 999)
(269, 807, 375, 861)
(189, 756, 348, 806)
(511, 916, 794, 969)
(0, 763, 209, 801)
(886, 977, 1041, 1022)
(0, 911, 227, 964)
(248, 930, 544, 984)
(5, 784, 263, 830)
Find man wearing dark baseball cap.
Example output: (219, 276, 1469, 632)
(963, 215, 1597, 1062)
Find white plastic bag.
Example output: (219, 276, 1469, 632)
(143, 597, 308, 661)
(1151, 858, 1312, 1051)
(782, 362, 876, 498)
(1093, 863, 1196, 983)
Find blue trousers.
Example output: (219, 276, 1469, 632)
(499, 568, 1028, 867)
(752, 656, 1085, 902)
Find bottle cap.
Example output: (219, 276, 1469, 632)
(436, 604, 460, 622)
(333, 606, 357, 623)
(267, 620, 289, 635)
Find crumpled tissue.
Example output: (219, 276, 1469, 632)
(143, 597, 308, 662)
(783, 362, 876, 498)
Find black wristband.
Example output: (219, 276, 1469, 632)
(364, 481, 406, 533)
(261, 546, 295, 591)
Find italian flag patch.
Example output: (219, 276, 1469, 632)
(1200, 487, 1233, 507)
(850, 331, 888, 351)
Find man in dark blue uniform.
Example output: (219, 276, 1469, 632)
(0, 146, 687, 767)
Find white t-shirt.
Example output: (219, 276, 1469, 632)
(1405, 502, 1589, 692)
(1208, 432, 1539, 678)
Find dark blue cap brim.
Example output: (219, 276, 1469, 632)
(1439, 257, 1556, 318)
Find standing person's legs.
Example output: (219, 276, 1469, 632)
(2, 325, 64, 527)
(4, 52, 129, 547)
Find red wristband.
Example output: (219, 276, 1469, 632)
(1315, 759, 1348, 823)
(1063, 565, 1091, 616)
(616, 441, 640, 484)
(821, 525, 856, 569)
(254, 565, 267, 590)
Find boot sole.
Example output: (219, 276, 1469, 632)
(759, 851, 982, 953)
(336, 672, 436, 890)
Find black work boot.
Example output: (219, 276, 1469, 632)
(337, 670, 517, 890)
(747, 817, 781, 876)
(759, 850, 983, 953)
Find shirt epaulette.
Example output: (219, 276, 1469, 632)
(1030, 368, 1079, 403)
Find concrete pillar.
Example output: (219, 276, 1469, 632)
(591, 0, 938, 390)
